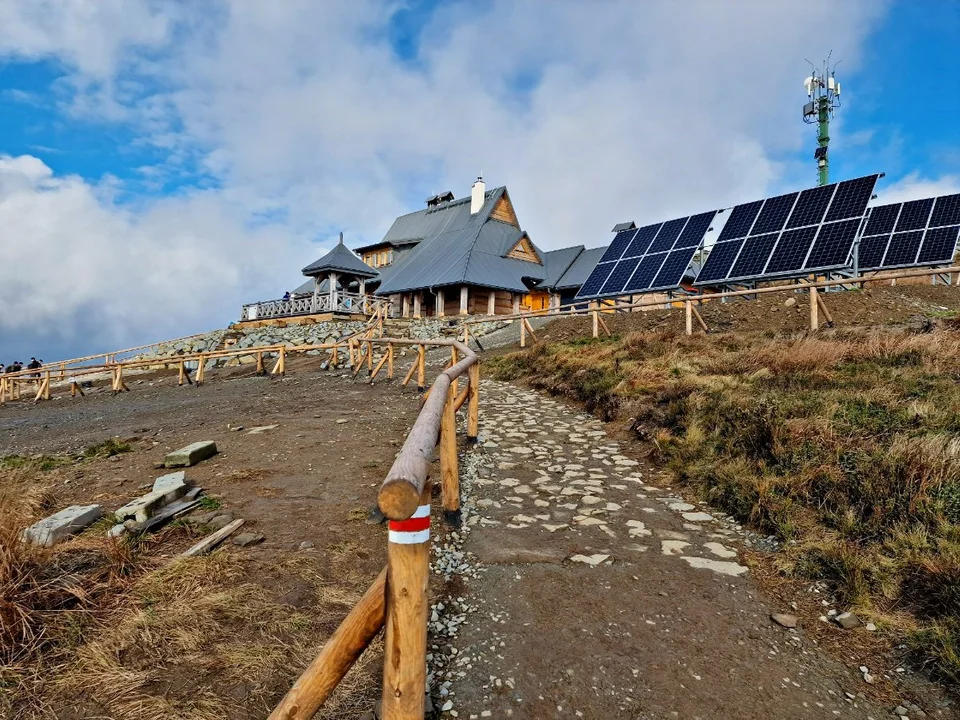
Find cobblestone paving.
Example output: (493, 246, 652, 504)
(427, 379, 888, 720)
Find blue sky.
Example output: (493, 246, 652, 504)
(0, 0, 957, 362)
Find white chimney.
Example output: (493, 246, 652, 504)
(470, 175, 486, 214)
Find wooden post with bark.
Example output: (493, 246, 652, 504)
(440, 384, 460, 526)
(809, 287, 819, 331)
(467, 363, 480, 442)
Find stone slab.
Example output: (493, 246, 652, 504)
(23, 505, 102, 546)
(115, 491, 167, 523)
(152, 471, 188, 503)
(164, 441, 218, 468)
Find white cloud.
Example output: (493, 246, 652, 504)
(0, 155, 314, 359)
(872, 173, 960, 206)
(6, 0, 950, 361)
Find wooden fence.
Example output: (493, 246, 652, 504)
(462, 264, 960, 344)
(264, 337, 478, 720)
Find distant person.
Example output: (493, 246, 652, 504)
(27, 358, 42, 378)
(11, 361, 23, 373)
(282, 291, 291, 301)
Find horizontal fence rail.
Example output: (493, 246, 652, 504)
(460, 263, 960, 340)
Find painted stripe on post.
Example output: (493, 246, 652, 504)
(388, 504, 431, 545)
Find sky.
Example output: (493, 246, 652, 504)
(1, 0, 958, 361)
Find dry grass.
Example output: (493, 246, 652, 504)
(0, 461, 383, 719)
(489, 322, 960, 682)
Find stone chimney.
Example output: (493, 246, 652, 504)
(470, 175, 486, 214)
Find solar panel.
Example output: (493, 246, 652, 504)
(824, 175, 878, 222)
(786, 185, 836, 229)
(896, 198, 935, 232)
(930, 193, 960, 227)
(883, 231, 924, 266)
(764, 226, 818, 275)
(695, 239, 743, 283)
(729, 233, 778, 278)
(805, 219, 863, 268)
(917, 226, 960, 264)
(623, 254, 668, 292)
(695, 174, 880, 286)
(856, 192, 960, 271)
(576, 210, 719, 299)
(597, 229, 638, 263)
(857, 234, 891, 269)
(623, 223, 661, 258)
(577, 261, 615, 296)
(599, 256, 642, 295)
(751, 192, 798, 235)
(647, 218, 688, 254)
(716, 201, 762, 241)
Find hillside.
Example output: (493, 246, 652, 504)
(489, 286, 960, 690)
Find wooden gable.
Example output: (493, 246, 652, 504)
(506, 234, 541, 264)
(490, 191, 519, 227)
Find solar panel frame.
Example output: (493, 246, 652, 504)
(695, 174, 880, 286)
(855, 194, 960, 272)
(576, 210, 719, 299)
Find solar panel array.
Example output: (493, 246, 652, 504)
(695, 174, 880, 286)
(575, 211, 718, 298)
(856, 193, 960, 271)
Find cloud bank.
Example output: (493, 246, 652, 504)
(0, 0, 929, 360)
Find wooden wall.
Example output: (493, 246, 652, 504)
(490, 193, 519, 227)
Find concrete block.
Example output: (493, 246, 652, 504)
(152, 471, 188, 503)
(22, 505, 102, 546)
(164, 441, 218, 468)
(114, 491, 166, 523)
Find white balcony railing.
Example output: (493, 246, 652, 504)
(241, 292, 392, 321)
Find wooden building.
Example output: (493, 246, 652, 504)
(365, 178, 605, 316)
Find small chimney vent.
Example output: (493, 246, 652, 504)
(470, 175, 486, 214)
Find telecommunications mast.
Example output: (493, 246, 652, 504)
(803, 55, 842, 186)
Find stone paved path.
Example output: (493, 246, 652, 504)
(427, 379, 889, 720)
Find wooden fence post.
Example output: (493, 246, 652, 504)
(367, 341, 373, 372)
(520, 314, 527, 347)
(685, 300, 693, 336)
(387, 343, 395, 379)
(809, 287, 819, 331)
(467, 362, 480, 442)
(381, 483, 432, 720)
(592, 302, 599, 339)
(441, 385, 460, 527)
(417, 345, 426, 392)
(256, 350, 264, 375)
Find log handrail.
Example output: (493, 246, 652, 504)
(375, 338, 477, 521)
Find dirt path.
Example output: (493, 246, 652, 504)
(432, 379, 893, 719)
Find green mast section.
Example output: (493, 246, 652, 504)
(817, 95, 830, 186)
(803, 57, 840, 188)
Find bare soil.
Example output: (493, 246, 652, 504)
(0, 356, 422, 719)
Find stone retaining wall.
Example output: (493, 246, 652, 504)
(135, 317, 512, 369)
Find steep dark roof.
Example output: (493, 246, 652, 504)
(302, 236, 379, 278)
(553, 246, 609, 291)
(375, 187, 547, 295)
(541, 246, 585, 289)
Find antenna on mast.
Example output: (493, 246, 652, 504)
(802, 52, 842, 186)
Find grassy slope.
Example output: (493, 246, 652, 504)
(0, 455, 377, 719)
(489, 323, 960, 682)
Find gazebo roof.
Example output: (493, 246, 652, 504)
(302, 234, 379, 279)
